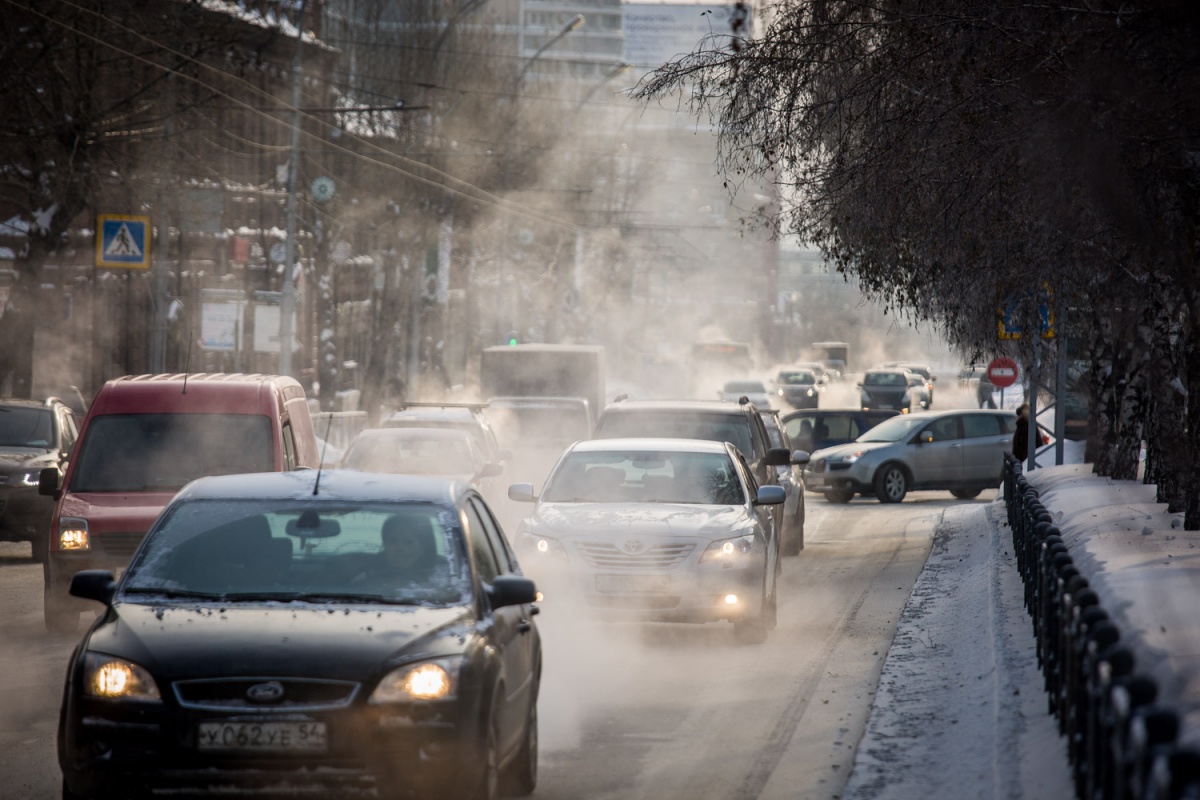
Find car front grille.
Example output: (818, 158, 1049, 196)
(96, 531, 147, 559)
(173, 678, 360, 711)
(811, 460, 826, 474)
(575, 541, 694, 570)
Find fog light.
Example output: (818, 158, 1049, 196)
(724, 594, 738, 605)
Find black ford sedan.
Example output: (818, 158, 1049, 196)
(59, 470, 540, 800)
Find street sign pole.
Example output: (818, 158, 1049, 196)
(278, 0, 309, 377)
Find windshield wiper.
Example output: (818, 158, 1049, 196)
(122, 587, 224, 600)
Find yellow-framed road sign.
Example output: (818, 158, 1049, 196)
(96, 214, 150, 269)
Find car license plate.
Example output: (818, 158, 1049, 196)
(595, 574, 670, 593)
(197, 721, 327, 752)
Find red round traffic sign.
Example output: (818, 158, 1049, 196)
(986, 357, 1019, 389)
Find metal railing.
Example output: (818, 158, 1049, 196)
(1002, 453, 1200, 799)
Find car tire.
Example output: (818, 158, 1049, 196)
(451, 705, 499, 800)
(734, 580, 770, 645)
(781, 515, 804, 556)
(873, 464, 909, 503)
(44, 587, 78, 635)
(825, 489, 854, 504)
(31, 532, 48, 565)
(951, 488, 984, 500)
(500, 698, 538, 796)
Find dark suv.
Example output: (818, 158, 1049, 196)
(591, 398, 808, 553)
(0, 397, 78, 562)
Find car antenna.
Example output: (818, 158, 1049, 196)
(313, 413, 334, 495)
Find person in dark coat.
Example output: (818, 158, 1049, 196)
(1013, 403, 1031, 462)
(976, 374, 996, 408)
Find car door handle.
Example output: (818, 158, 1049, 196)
(517, 620, 532, 633)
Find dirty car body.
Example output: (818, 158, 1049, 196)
(58, 470, 541, 800)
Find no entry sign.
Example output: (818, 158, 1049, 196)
(986, 357, 1019, 389)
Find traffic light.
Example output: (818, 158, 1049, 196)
(506, 330, 519, 346)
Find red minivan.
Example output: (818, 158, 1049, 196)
(38, 373, 320, 633)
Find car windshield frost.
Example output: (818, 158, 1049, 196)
(0, 406, 53, 448)
(542, 451, 745, 505)
(857, 415, 928, 443)
(69, 413, 273, 492)
(122, 499, 472, 606)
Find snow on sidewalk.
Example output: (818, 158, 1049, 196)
(842, 501, 1072, 800)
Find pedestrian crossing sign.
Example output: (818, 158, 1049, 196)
(96, 214, 150, 269)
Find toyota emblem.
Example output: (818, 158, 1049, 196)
(246, 681, 285, 704)
(622, 539, 645, 555)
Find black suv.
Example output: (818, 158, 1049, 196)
(0, 397, 78, 562)
(591, 398, 808, 554)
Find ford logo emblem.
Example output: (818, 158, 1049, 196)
(246, 681, 285, 704)
(622, 539, 645, 555)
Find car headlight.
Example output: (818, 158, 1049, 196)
(83, 653, 162, 702)
(806, 388, 815, 397)
(5, 470, 42, 488)
(519, 531, 568, 561)
(700, 533, 757, 563)
(370, 657, 462, 703)
(58, 517, 90, 551)
(834, 452, 862, 466)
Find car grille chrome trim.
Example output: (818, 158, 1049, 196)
(173, 677, 360, 711)
(575, 541, 694, 570)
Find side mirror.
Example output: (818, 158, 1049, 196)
(38, 466, 61, 498)
(855, 382, 863, 389)
(790, 449, 811, 467)
(754, 485, 787, 506)
(917, 432, 934, 444)
(764, 447, 791, 467)
(508, 483, 537, 503)
(488, 574, 538, 609)
(70, 569, 117, 606)
(930, 376, 937, 382)
(480, 462, 504, 478)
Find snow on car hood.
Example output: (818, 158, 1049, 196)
(527, 502, 752, 541)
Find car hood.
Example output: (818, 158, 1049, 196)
(811, 440, 897, 461)
(59, 491, 177, 533)
(528, 502, 751, 540)
(88, 601, 475, 680)
(0, 448, 56, 472)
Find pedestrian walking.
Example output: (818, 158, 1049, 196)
(976, 373, 996, 408)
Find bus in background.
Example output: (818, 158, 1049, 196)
(691, 339, 755, 399)
(811, 341, 850, 380)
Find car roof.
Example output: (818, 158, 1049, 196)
(384, 407, 480, 422)
(352, 426, 474, 442)
(567, 437, 732, 454)
(171, 469, 472, 505)
(0, 398, 59, 410)
(488, 396, 590, 408)
(779, 407, 899, 421)
(601, 399, 753, 414)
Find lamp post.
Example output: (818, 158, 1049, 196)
(515, 14, 585, 89)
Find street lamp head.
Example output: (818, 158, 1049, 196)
(563, 14, 585, 34)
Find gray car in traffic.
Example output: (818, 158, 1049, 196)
(804, 409, 1016, 503)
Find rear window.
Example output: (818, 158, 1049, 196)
(594, 411, 753, 457)
(70, 413, 274, 492)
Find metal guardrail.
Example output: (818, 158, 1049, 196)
(1002, 453, 1200, 799)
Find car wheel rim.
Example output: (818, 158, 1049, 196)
(886, 470, 905, 499)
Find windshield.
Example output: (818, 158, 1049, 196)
(122, 499, 471, 606)
(342, 432, 476, 475)
(857, 415, 928, 443)
(594, 412, 754, 458)
(864, 372, 906, 387)
(0, 406, 53, 447)
(776, 372, 815, 386)
(70, 413, 273, 492)
(542, 450, 744, 505)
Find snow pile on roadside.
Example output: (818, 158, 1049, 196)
(842, 501, 1072, 800)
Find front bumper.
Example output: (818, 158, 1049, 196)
(803, 462, 871, 495)
(529, 562, 765, 624)
(60, 688, 487, 799)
